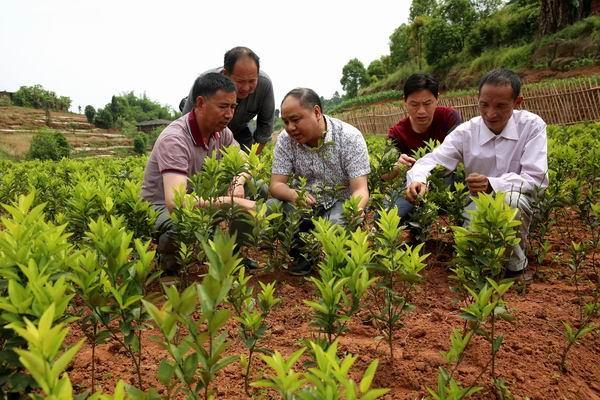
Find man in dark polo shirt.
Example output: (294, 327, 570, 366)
(383, 73, 461, 217)
(180, 46, 275, 154)
(142, 72, 255, 272)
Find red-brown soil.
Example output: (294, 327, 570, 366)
(67, 209, 600, 399)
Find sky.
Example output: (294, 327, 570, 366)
(1, 0, 410, 113)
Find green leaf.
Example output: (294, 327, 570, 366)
(157, 360, 175, 386)
(359, 359, 378, 393)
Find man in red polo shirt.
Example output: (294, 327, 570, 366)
(384, 73, 461, 217)
(142, 72, 255, 272)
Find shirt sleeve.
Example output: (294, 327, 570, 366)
(488, 122, 549, 193)
(406, 128, 464, 185)
(253, 77, 275, 144)
(156, 134, 191, 176)
(271, 133, 294, 176)
(343, 129, 371, 179)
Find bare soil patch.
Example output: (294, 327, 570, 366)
(66, 211, 600, 399)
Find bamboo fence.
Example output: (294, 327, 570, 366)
(334, 78, 600, 135)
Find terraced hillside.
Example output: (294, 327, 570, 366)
(0, 105, 132, 158)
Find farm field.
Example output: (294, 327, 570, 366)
(0, 105, 132, 158)
(0, 122, 598, 399)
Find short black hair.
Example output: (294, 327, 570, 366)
(478, 69, 521, 99)
(403, 73, 439, 99)
(190, 73, 236, 106)
(282, 88, 323, 112)
(224, 46, 260, 73)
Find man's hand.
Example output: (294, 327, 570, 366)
(465, 173, 491, 195)
(381, 154, 415, 182)
(296, 192, 316, 208)
(406, 181, 428, 203)
(229, 183, 245, 198)
(398, 153, 416, 167)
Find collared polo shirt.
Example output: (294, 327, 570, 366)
(141, 112, 237, 205)
(271, 115, 371, 207)
(407, 110, 548, 194)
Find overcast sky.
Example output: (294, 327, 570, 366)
(1, 0, 410, 113)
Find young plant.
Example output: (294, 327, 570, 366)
(461, 279, 514, 389)
(342, 195, 365, 233)
(451, 193, 521, 292)
(408, 194, 439, 243)
(252, 340, 389, 400)
(299, 340, 389, 400)
(370, 207, 429, 362)
(251, 348, 307, 400)
(427, 278, 514, 399)
(143, 230, 241, 399)
(8, 304, 152, 400)
(72, 215, 158, 389)
(7, 304, 84, 400)
(0, 192, 76, 396)
(559, 205, 600, 372)
(230, 271, 281, 395)
(305, 219, 376, 348)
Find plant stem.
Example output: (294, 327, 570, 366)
(490, 310, 496, 382)
(244, 347, 255, 396)
(91, 321, 97, 392)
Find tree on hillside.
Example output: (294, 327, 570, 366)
(473, 0, 503, 18)
(340, 59, 369, 98)
(94, 108, 113, 129)
(389, 24, 412, 68)
(424, 18, 463, 67)
(409, 0, 437, 20)
(367, 59, 387, 82)
(84, 105, 96, 124)
(539, 0, 591, 35)
(439, 0, 478, 48)
(12, 85, 71, 112)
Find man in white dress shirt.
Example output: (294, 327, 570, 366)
(405, 69, 548, 277)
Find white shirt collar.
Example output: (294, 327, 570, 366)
(479, 114, 519, 145)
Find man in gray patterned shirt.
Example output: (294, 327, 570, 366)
(180, 47, 275, 154)
(270, 88, 371, 274)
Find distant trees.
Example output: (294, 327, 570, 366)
(28, 128, 71, 160)
(340, 59, 369, 98)
(320, 91, 344, 112)
(92, 92, 178, 129)
(84, 105, 96, 124)
(94, 108, 114, 129)
(12, 85, 71, 112)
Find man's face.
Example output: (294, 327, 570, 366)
(478, 83, 523, 134)
(196, 89, 237, 132)
(281, 96, 322, 146)
(226, 57, 259, 99)
(405, 89, 438, 133)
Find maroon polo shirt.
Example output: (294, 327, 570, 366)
(388, 106, 461, 155)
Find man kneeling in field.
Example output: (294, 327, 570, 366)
(405, 69, 548, 281)
(269, 88, 371, 275)
(141, 73, 256, 272)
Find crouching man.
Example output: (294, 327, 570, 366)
(269, 88, 371, 275)
(405, 69, 548, 281)
(142, 72, 256, 272)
